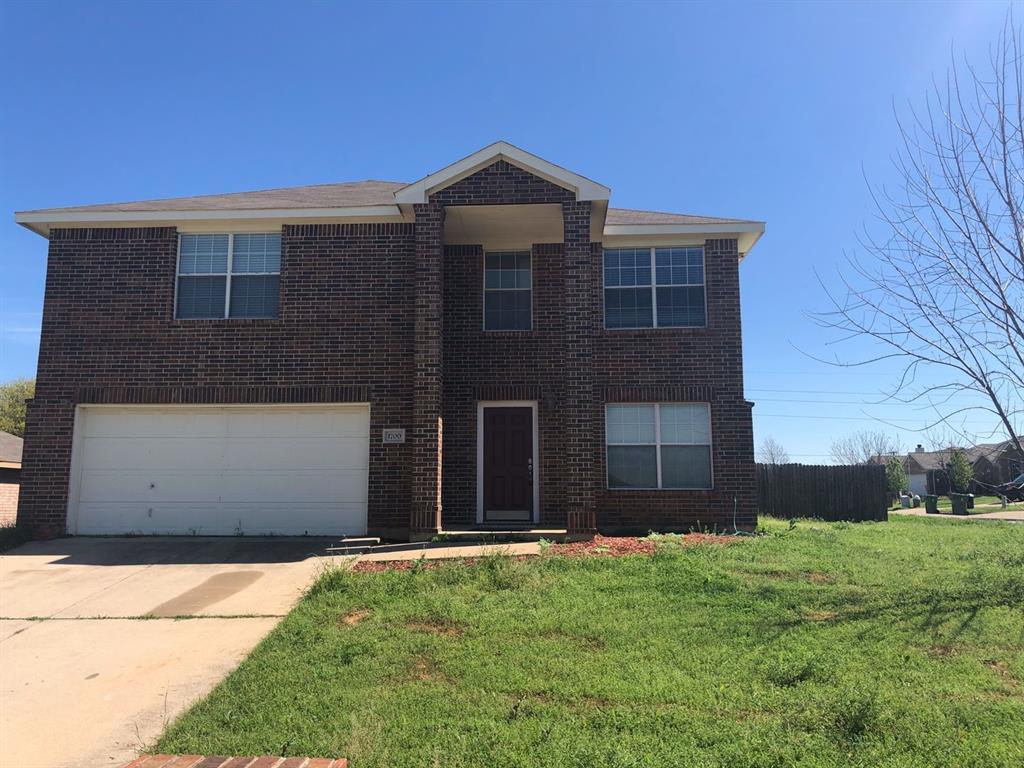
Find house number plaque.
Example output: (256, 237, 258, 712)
(382, 428, 406, 444)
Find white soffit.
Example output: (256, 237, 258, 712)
(395, 141, 611, 204)
(14, 205, 405, 237)
(602, 221, 765, 256)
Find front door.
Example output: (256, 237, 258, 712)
(481, 405, 535, 523)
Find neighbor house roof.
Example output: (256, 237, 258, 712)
(0, 431, 23, 469)
(905, 440, 1020, 473)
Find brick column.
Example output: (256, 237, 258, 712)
(410, 202, 444, 537)
(562, 201, 596, 535)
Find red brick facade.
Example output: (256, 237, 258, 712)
(17, 161, 756, 538)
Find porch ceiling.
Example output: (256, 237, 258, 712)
(443, 203, 564, 250)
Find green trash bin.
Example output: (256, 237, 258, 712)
(924, 495, 939, 514)
(950, 493, 970, 516)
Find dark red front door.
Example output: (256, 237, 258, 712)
(482, 406, 534, 523)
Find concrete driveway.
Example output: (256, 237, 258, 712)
(0, 537, 340, 768)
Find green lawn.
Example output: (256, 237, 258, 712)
(157, 517, 1024, 767)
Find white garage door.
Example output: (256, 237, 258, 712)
(68, 405, 369, 536)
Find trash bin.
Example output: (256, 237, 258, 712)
(912, 494, 921, 508)
(967, 494, 975, 510)
(924, 495, 939, 514)
(950, 493, 970, 516)
(900, 494, 911, 509)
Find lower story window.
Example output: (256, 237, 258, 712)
(605, 403, 712, 489)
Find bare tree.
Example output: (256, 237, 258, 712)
(757, 436, 791, 464)
(816, 19, 1023, 457)
(830, 429, 904, 465)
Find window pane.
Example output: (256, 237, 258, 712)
(656, 286, 705, 327)
(661, 445, 712, 489)
(179, 234, 228, 274)
(606, 404, 656, 444)
(176, 276, 226, 318)
(659, 404, 711, 445)
(484, 289, 530, 330)
(604, 248, 651, 288)
(229, 275, 279, 318)
(608, 446, 658, 488)
(232, 233, 281, 274)
(605, 287, 653, 328)
(655, 248, 703, 286)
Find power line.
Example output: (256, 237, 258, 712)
(755, 412, 995, 424)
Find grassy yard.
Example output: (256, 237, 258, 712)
(157, 517, 1024, 767)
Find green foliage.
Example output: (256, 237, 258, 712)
(0, 378, 34, 437)
(947, 449, 974, 493)
(885, 455, 908, 496)
(157, 518, 1024, 767)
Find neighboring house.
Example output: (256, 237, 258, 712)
(0, 431, 23, 525)
(14, 142, 764, 540)
(904, 440, 1023, 495)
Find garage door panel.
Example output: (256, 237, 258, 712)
(223, 437, 369, 471)
(71, 405, 370, 536)
(80, 437, 226, 471)
(74, 502, 366, 536)
(79, 470, 224, 503)
(85, 410, 228, 438)
(219, 470, 369, 503)
(225, 408, 369, 438)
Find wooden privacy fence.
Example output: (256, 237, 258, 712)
(757, 463, 889, 522)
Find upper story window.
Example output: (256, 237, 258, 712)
(176, 233, 281, 319)
(606, 403, 712, 489)
(603, 246, 705, 329)
(484, 251, 531, 331)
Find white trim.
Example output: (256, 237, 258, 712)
(482, 249, 533, 332)
(476, 401, 540, 525)
(603, 222, 765, 257)
(604, 402, 714, 491)
(395, 141, 610, 204)
(15, 205, 405, 237)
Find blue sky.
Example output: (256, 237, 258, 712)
(0, 0, 1011, 461)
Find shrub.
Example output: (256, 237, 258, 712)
(946, 449, 974, 493)
(885, 456, 907, 497)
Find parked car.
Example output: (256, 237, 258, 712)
(993, 472, 1024, 502)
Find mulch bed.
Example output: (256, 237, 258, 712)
(350, 533, 733, 573)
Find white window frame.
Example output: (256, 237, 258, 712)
(605, 402, 713, 490)
(174, 233, 281, 320)
(482, 250, 533, 331)
(602, 246, 707, 330)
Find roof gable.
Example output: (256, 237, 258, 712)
(394, 141, 610, 204)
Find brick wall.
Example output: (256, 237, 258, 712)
(18, 224, 417, 537)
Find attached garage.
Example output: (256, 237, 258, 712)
(67, 404, 369, 536)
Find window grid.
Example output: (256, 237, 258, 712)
(176, 233, 280, 319)
(605, 403, 712, 489)
(603, 247, 706, 329)
(483, 250, 532, 331)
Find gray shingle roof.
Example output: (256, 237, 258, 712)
(18, 182, 759, 227)
(0, 431, 23, 466)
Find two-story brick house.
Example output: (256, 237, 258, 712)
(15, 142, 763, 540)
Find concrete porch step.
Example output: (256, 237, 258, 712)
(325, 537, 382, 555)
(434, 528, 570, 544)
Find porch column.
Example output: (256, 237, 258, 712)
(410, 202, 444, 537)
(562, 201, 597, 535)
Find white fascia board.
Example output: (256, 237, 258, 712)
(394, 141, 611, 204)
(15, 205, 404, 238)
(602, 221, 766, 258)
